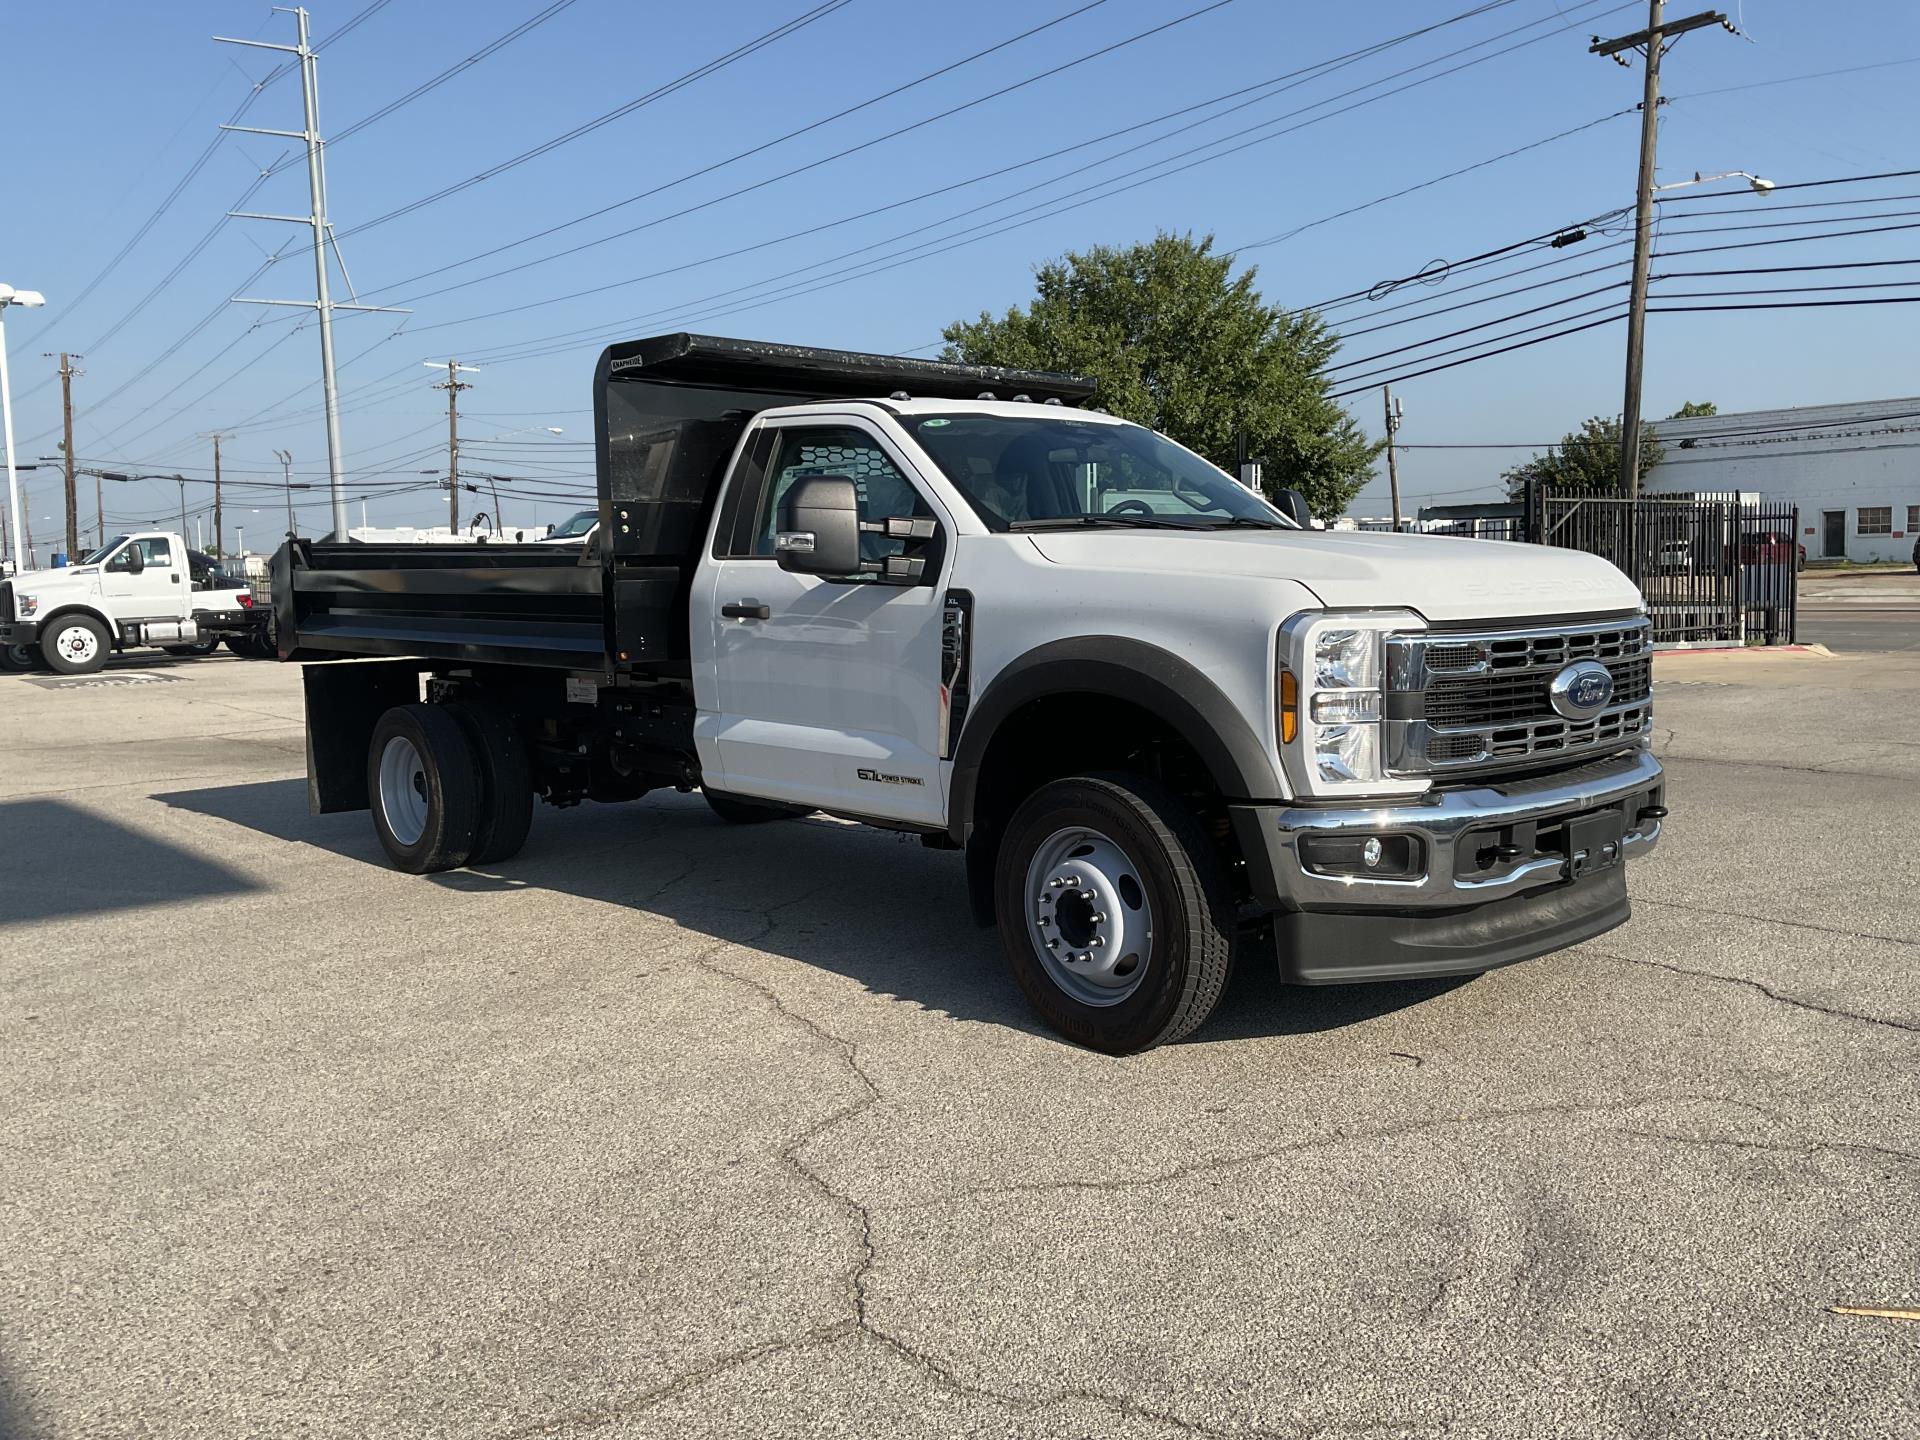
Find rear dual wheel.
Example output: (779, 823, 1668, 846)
(368, 701, 533, 874)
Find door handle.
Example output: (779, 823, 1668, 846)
(170, 573, 180, 583)
(721, 602, 769, 620)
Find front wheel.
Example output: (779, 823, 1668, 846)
(994, 773, 1235, 1054)
(41, 614, 111, 675)
(2, 642, 43, 672)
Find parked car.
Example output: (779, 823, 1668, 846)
(539, 508, 600, 544)
(1740, 530, 1805, 570)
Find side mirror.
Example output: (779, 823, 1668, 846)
(1275, 487, 1312, 529)
(776, 476, 862, 577)
(125, 547, 146, 575)
(544, 523, 555, 537)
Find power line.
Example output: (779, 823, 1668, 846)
(356, 0, 1232, 301)
(1672, 55, 1920, 99)
(453, 1, 1644, 365)
(1233, 105, 1637, 251)
(333, 0, 864, 243)
(1327, 312, 1624, 398)
(396, 0, 1553, 331)
(1654, 218, 1920, 258)
(6, 0, 391, 360)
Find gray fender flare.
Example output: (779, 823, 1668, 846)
(946, 635, 1282, 845)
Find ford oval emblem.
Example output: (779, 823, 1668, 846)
(1548, 660, 1615, 720)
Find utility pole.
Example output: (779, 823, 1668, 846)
(429, 360, 476, 532)
(1382, 386, 1404, 532)
(201, 431, 231, 556)
(46, 351, 84, 556)
(217, 9, 408, 542)
(1591, 5, 1731, 497)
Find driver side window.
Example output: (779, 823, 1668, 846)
(752, 426, 931, 566)
(106, 538, 172, 572)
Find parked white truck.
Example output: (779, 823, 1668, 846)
(0, 533, 267, 673)
(278, 335, 1664, 1052)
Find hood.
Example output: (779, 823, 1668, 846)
(4, 564, 98, 588)
(1024, 528, 1642, 624)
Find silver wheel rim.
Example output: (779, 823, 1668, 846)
(1024, 825, 1155, 1007)
(55, 624, 99, 666)
(377, 734, 430, 847)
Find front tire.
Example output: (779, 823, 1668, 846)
(995, 773, 1235, 1054)
(3, 642, 43, 671)
(367, 704, 482, 873)
(41, 614, 111, 675)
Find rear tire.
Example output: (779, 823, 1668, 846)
(446, 699, 534, 865)
(702, 788, 806, 824)
(367, 704, 482, 873)
(41, 614, 111, 676)
(994, 772, 1235, 1054)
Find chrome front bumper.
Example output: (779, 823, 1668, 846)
(1232, 747, 1664, 914)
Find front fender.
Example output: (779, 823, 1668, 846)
(946, 634, 1283, 844)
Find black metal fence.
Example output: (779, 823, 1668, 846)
(1415, 491, 1799, 644)
(1531, 493, 1799, 646)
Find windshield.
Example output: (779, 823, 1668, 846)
(81, 536, 130, 565)
(903, 414, 1291, 531)
(549, 508, 599, 538)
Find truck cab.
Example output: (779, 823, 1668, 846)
(281, 334, 1665, 1053)
(0, 531, 261, 673)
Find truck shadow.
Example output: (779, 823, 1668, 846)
(0, 797, 261, 928)
(155, 780, 1464, 1045)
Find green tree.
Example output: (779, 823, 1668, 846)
(1501, 415, 1666, 500)
(1668, 399, 1717, 418)
(941, 232, 1379, 519)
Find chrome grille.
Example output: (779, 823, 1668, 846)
(1385, 616, 1653, 776)
(0, 583, 12, 624)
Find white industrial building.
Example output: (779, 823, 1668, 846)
(1641, 396, 1920, 563)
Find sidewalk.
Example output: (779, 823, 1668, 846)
(1798, 568, 1920, 607)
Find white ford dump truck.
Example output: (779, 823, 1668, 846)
(0, 534, 268, 673)
(277, 334, 1664, 1052)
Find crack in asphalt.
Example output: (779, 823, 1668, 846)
(1616, 1129, 1920, 1168)
(1627, 895, 1918, 951)
(891, 1093, 1778, 1213)
(1594, 948, 1920, 1034)
(517, 905, 1305, 1440)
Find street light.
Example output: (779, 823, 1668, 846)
(1654, 169, 1774, 195)
(1619, 169, 1776, 497)
(1, 282, 49, 576)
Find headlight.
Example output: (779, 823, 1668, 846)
(17, 593, 38, 617)
(1278, 610, 1426, 798)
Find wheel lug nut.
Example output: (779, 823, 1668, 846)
(1090, 937, 1105, 949)
(1061, 876, 1079, 888)
(1092, 912, 1107, 923)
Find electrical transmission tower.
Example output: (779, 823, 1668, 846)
(215, 7, 408, 540)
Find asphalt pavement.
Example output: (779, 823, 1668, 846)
(1, 647, 1916, 1438)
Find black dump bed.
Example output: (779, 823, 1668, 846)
(280, 333, 1094, 673)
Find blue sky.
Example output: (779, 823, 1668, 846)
(2, 0, 1915, 544)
